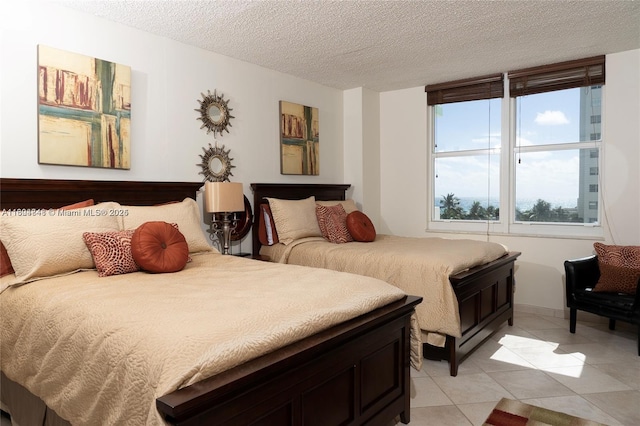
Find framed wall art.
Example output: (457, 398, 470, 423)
(37, 45, 131, 169)
(279, 101, 319, 175)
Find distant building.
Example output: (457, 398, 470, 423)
(577, 86, 602, 223)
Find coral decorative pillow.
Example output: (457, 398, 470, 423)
(316, 204, 353, 244)
(0, 244, 14, 278)
(61, 199, 95, 210)
(83, 230, 139, 277)
(346, 211, 376, 242)
(316, 199, 359, 214)
(123, 198, 213, 254)
(593, 263, 640, 294)
(131, 221, 189, 273)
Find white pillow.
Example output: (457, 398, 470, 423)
(266, 196, 322, 245)
(121, 198, 213, 254)
(0, 202, 121, 284)
(316, 199, 359, 214)
(263, 207, 276, 245)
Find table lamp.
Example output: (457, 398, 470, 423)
(204, 181, 244, 254)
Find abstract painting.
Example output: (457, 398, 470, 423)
(38, 45, 131, 169)
(279, 101, 319, 175)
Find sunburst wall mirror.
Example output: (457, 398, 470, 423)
(195, 89, 234, 137)
(198, 143, 235, 182)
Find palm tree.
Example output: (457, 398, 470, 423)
(486, 205, 499, 220)
(467, 201, 486, 220)
(440, 193, 464, 219)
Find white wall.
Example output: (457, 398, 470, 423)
(343, 87, 381, 225)
(0, 2, 344, 188)
(379, 49, 640, 314)
(0, 1, 345, 252)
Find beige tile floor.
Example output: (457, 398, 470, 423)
(1, 311, 638, 426)
(408, 310, 640, 425)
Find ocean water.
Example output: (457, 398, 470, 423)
(437, 197, 578, 212)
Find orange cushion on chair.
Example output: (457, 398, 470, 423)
(131, 221, 189, 273)
(346, 211, 376, 242)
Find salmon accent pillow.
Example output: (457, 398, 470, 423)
(1, 199, 95, 278)
(316, 204, 353, 244)
(315, 199, 359, 214)
(0, 244, 13, 278)
(346, 211, 376, 242)
(122, 198, 213, 254)
(131, 221, 189, 273)
(83, 230, 139, 277)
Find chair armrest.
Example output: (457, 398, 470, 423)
(564, 255, 600, 304)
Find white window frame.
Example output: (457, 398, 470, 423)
(426, 79, 604, 239)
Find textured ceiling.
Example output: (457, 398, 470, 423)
(56, 0, 640, 92)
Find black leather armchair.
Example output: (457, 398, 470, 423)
(564, 255, 640, 355)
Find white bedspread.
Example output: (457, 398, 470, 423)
(261, 235, 508, 346)
(0, 253, 406, 425)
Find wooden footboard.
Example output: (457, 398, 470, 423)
(157, 295, 422, 425)
(2, 295, 421, 426)
(424, 252, 520, 376)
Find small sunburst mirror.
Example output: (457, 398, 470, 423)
(195, 89, 234, 137)
(197, 143, 235, 182)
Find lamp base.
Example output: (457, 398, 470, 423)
(209, 212, 237, 255)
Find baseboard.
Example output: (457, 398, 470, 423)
(515, 303, 635, 330)
(515, 303, 563, 319)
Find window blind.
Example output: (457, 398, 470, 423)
(508, 55, 605, 97)
(425, 73, 504, 105)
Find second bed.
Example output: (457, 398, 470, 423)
(251, 183, 521, 376)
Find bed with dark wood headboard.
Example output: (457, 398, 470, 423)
(250, 182, 520, 376)
(0, 177, 420, 425)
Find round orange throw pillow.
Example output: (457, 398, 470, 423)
(346, 211, 376, 242)
(131, 221, 189, 273)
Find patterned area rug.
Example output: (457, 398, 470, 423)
(484, 398, 608, 426)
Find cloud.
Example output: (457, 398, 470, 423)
(534, 110, 569, 125)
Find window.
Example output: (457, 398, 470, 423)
(425, 74, 503, 229)
(426, 56, 604, 236)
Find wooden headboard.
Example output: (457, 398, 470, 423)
(0, 178, 204, 210)
(249, 183, 351, 256)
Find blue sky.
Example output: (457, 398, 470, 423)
(433, 88, 596, 207)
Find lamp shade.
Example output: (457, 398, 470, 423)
(205, 182, 244, 213)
